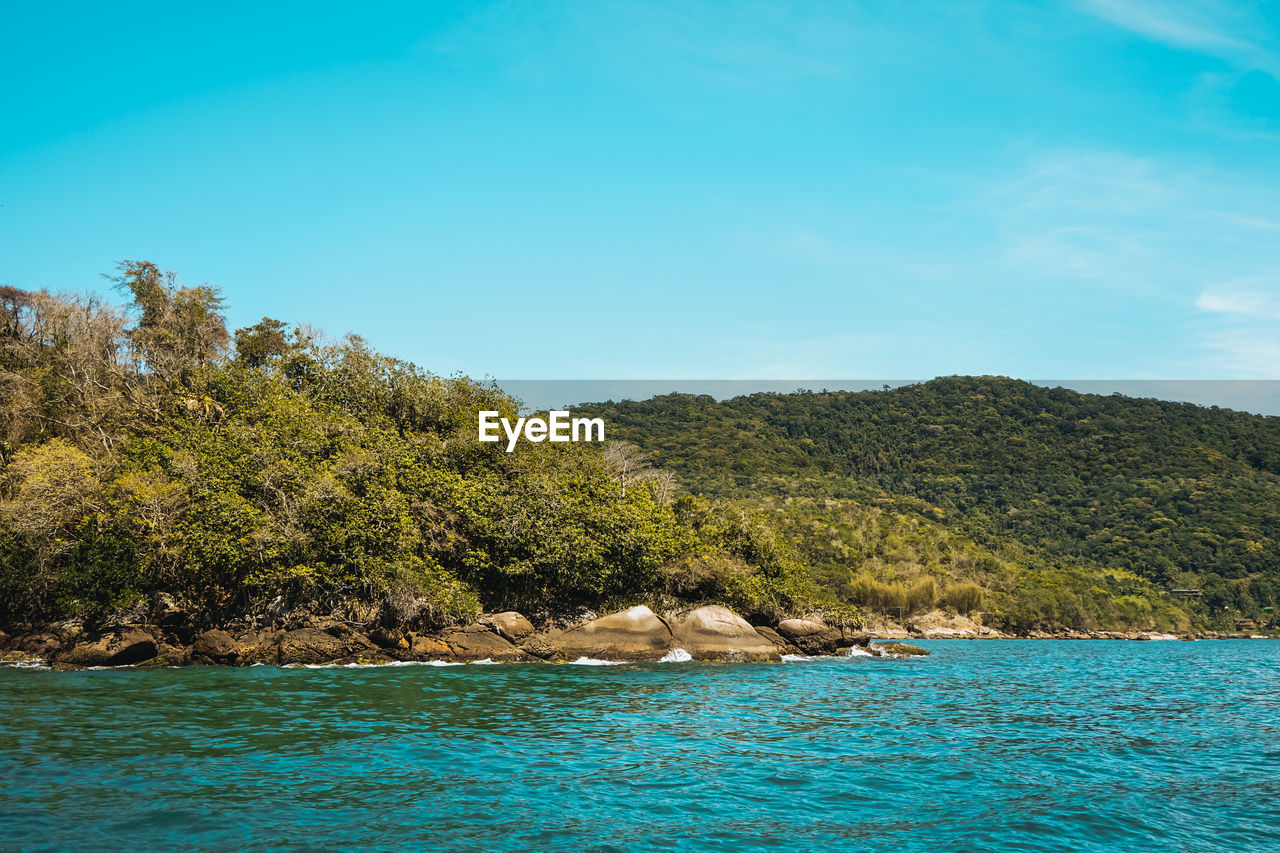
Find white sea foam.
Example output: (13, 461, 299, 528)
(845, 645, 873, 657)
(782, 653, 818, 663)
(659, 648, 693, 663)
(568, 657, 621, 666)
(469, 658, 499, 665)
(0, 659, 50, 671)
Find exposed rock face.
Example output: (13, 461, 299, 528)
(667, 606, 780, 662)
(370, 627, 408, 650)
(7, 603, 935, 669)
(151, 594, 197, 643)
(776, 619, 844, 655)
(906, 610, 997, 639)
(439, 625, 527, 662)
(277, 628, 376, 665)
(61, 628, 158, 667)
(235, 630, 282, 666)
(409, 634, 452, 659)
(752, 626, 797, 653)
(14, 632, 64, 658)
(550, 605, 673, 661)
(872, 641, 930, 657)
(482, 612, 536, 643)
(192, 629, 240, 665)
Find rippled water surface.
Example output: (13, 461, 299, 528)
(3, 641, 1279, 852)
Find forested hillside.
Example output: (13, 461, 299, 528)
(580, 379, 1280, 630)
(0, 264, 833, 631)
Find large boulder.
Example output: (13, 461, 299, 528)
(549, 605, 673, 661)
(60, 628, 158, 667)
(150, 594, 198, 642)
(192, 629, 241, 665)
(871, 641, 930, 657)
(138, 642, 191, 667)
(370, 627, 409, 650)
(481, 612, 536, 643)
(277, 628, 376, 665)
(667, 606, 780, 662)
(752, 625, 798, 653)
(776, 619, 844, 655)
(408, 634, 453, 660)
(14, 632, 64, 658)
(234, 629, 282, 665)
(440, 625, 527, 662)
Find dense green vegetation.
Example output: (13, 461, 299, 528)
(0, 265, 835, 630)
(580, 379, 1280, 631)
(7, 265, 1275, 635)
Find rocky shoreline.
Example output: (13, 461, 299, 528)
(5, 603, 1270, 671)
(0, 604, 930, 670)
(865, 609, 1269, 641)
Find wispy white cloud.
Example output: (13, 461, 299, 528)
(1196, 282, 1280, 319)
(1194, 281, 1280, 376)
(1079, 0, 1280, 77)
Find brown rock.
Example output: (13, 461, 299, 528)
(151, 594, 196, 641)
(235, 630, 282, 666)
(370, 627, 404, 649)
(549, 605, 673, 661)
(15, 633, 63, 657)
(666, 606, 780, 662)
(136, 643, 190, 667)
(482, 612, 536, 642)
(440, 628, 527, 662)
(776, 619, 843, 655)
(518, 636, 559, 660)
(278, 627, 375, 665)
(408, 635, 453, 660)
(60, 628, 158, 667)
(192, 629, 240, 665)
(872, 641, 930, 657)
(752, 626, 795, 650)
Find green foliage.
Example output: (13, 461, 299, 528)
(0, 269, 819, 628)
(580, 378, 1280, 629)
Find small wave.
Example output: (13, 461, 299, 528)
(568, 657, 621, 666)
(782, 654, 821, 663)
(660, 648, 693, 663)
(0, 659, 50, 671)
(373, 659, 463, 667)
(845, 646, 873, 657)
(469, 658, 499, 665)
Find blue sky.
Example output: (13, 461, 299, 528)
(3, 1, 1279, 381)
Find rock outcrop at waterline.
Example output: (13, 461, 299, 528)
(0, 604, 914, 669)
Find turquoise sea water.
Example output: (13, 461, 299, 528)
(2, 640, 1278, 852)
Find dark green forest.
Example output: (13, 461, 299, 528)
(0, 265, 829, 631)
(579, 378, 1280, 631)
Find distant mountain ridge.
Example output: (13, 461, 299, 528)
(579, 376, 1280, 625)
